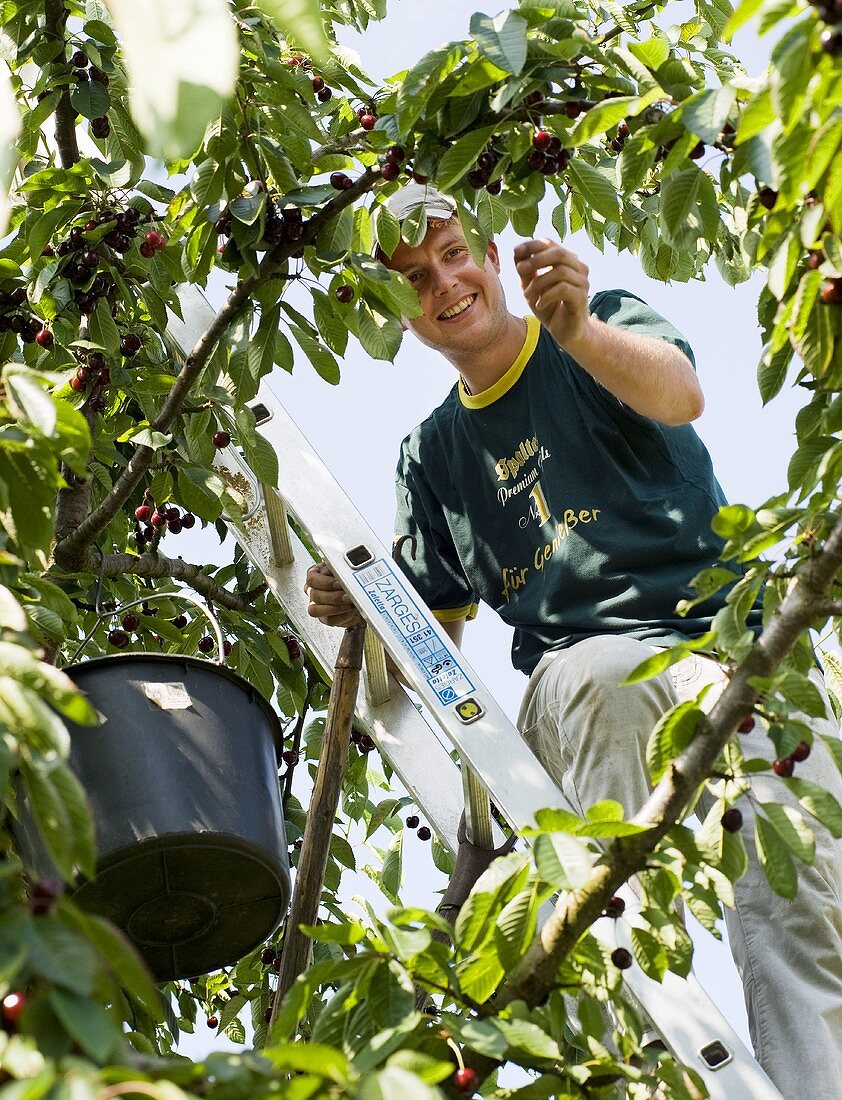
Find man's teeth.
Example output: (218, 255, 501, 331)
(440, 295, 475, 319)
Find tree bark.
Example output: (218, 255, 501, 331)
(43, 0, 80, 168)
(270, 625, 366, 1026)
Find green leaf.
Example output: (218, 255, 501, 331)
(178, 466, 225, 522)
(469, 10, 527, 75)
(495, 1017, 561, 1061)
(785, 777, 842, 838)
(27, 202, 82, 262)
(3, 366, 57, 437)
(253, 0, 328, 62)
(19, 761, 75, 879)
(312, 290, 349, 357)
(380, 830, 403, 902)
(64, 909, 162, 1021)
(660, 166, 719, 244)
(373, 204, 400, 259)
(49, 765, 96, 879)
(646, 700, 705, 784)
(69, 78, 110, 121)
(568, 96, 639, 148)
(290, 324, 340, 384)
(367, 963, 415, 1029)
(357, 302, 402, 361)
(299, 921, 365, 945)
(624, 634, 716, 684)
(234, 407, 279, 487)
(566, 159, 619, 222)
(681, 85, 737, 144)
(532, 833, 595, 889)
(724, 0, 765, 40)
(435, 127, 496, 192)
(757, 343, 792, 405)
(48, 988, 118, 1062)
(317, 205, 354, 259)
(762, 802, 815, 865)
(358, 1067, 442, 1100)
(456, 948, 504, 1004)
(265, 1042, 350, 1082)
(755, 813, 797, 898)
(630, 927, 668, 981)
(88, 299, 121, 356)
(25, 918, 96, 994)
(107, 0, 239, 159)
(130, 427, 172, 450)
(456, 203, 489, 271)
(493, 884, 538, 970)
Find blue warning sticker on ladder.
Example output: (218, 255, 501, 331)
(353, 559, 475, 705)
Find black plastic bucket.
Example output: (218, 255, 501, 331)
(18, 654, 290, 980)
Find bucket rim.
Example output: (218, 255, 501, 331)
(62, 652, 285, 752)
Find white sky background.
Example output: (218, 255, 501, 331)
(180, 0, 810, 1063)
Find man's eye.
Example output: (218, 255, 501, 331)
(407, 272, 422, 283)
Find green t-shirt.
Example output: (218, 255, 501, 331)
(393, 290, 758, 676)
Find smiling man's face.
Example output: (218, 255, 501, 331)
(387, 219, 511, 363)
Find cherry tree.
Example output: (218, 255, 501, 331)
(0, 0, 840, 1096)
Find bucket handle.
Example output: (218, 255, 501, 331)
(67, 555, 227, 666)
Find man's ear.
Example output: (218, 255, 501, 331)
(485, 237, 501, 273)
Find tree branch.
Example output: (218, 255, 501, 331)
(43, 0, 80, 168)
(818, 600, 842, 618)
(463, 517, 842, 1079)
(92, 550, 263, 614)
(52, 169, 379, 573)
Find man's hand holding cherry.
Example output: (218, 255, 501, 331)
(514, 239, 592, 353)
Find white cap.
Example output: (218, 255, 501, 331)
(385, 183, 457, 223)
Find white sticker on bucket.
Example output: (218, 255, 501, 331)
(143, 682, 192, 710)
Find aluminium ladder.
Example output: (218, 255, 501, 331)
(166, 286, 782, 1100)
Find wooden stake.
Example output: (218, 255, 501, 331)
(270, 624, 366, 1026)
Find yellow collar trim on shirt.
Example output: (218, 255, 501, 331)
(457, 316, 540, 409)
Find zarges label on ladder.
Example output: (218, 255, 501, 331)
(353, 559, 475, 705)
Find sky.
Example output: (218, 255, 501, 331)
(178, 0, 809, 1065)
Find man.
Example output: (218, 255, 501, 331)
(305, 185, 842, 1099)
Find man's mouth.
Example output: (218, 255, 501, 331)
(438, 294, 477, 321)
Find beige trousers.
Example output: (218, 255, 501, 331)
(518, 635, 842, 1100)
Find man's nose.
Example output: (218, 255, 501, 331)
(429, 263, 456, 296)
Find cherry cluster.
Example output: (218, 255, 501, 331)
(215, 196, 305, 251)
(356, 103, 378, 131)
(403, 812, 431, 839)
(350, 729, 377, 754)
(133, 497, 196, 551)
(106, 610, 144, 649)
(0, 285, 50, 346)
(43, 206, 164, 320)
(69, 349, 110, 412)
(772, 738, 811, 778)
(284, 53, 333, 103)
(69, 44, 110, 137)
(467, 148, 503, 193)
(525, 129, 572, 179)
(70, 44, 108, 88)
